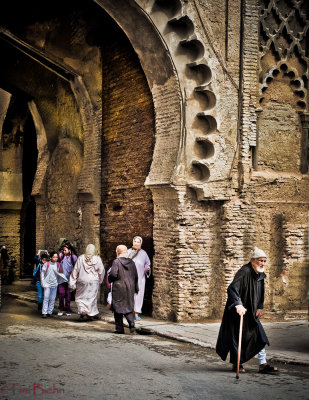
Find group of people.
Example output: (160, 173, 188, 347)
(33, 241, 78, 318)
(33, 238, 278, 373)
(33, 236, 151, 332)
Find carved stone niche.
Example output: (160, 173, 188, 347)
(299, 112, 309, 174)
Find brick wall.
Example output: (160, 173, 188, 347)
(151, 187, 180, 321)
(175, 188, 224, 320)
(152, 185, 225, 321)
(0, 210, 20, 279)
(258, 103, 302, 172)
(100, 24, 155, 271)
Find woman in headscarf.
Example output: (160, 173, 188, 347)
(69, 244, 105, 321)
(127, 236, 151, 320)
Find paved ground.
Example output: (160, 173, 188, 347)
(1, 296, 309, 400)
(2, 279, 309, 367)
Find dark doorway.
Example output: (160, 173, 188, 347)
(1, 95, 38, 278)
(20, 103, 38, 277)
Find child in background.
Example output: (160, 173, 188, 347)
(41, 251, 67, 318)
(32, 251, 48, 312)
(57, 242, 78, 316)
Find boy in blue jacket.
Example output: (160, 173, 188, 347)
(33, 251, 48, 312)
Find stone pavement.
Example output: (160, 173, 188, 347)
(2, 279, 309, 367)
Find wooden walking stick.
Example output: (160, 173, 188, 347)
(236, 314, 244, 379)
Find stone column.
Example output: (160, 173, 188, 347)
(150, 185, 180, 321)
(239, 0, 259, 186)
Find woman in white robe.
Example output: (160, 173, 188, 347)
(127, 236, 151, 320)
(69, 244, 105, 321)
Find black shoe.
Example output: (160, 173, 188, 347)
(78, 313, 87, 322)
(113, 330, 124, 334)
(42, 314, 47, 318)
(47, 314, 52, 317)
(91, 314, 101, 320)
(130, 327, 136, 333)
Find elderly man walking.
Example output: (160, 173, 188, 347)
(216, 247, 279, 374)
(108, 245, 139, 334)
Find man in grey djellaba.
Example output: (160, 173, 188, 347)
(109, 245, 139, 334)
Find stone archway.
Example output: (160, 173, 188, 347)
(94, 1, 187, 319)
(0, 0, 195, 318)
(0, 91, 38, 278)
(90, 1, 184, 316)
(0, 0, 184, 317)
(95, 0, 183, 185)
(96, 0, 229, 321)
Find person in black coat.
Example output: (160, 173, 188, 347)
(216, 247, 278, 374)
(108, 245, 139, 334)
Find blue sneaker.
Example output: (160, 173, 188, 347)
(135, 316, 141, 321)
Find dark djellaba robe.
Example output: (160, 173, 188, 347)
(216, 262, 270, 365)
(108, 257, 139, 315)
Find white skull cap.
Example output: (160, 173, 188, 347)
(252, 246, 267, 259)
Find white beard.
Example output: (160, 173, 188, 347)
(257, 266, 264, 273)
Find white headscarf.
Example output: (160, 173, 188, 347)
(85, 244, 97, 262)
(251, 246, 267, 259)
(81, 244, 104, 276)
(129, 236, 143, 260)
(133, 236, 143, 244)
